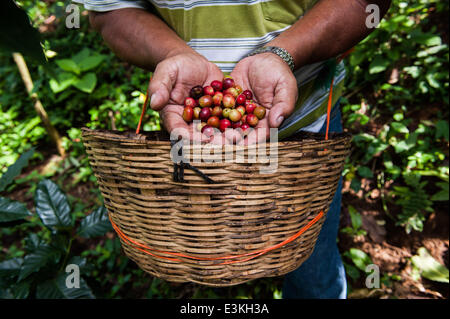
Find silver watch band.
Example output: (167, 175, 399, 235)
(246, 46, 295, 71)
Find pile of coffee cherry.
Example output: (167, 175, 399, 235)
(182, 76, 266, 137)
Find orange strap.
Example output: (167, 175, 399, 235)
(135, 76, 152, 135)
(325, 77, 335, 141)
(109, 211, 323, 265)
(325, 47, 354, 141)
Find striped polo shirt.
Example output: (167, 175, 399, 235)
(73, 0, 346, 139)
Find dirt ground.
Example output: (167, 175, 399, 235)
(339, 179, 449, 299)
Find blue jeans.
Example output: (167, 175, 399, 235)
(282, 103, 347, 299)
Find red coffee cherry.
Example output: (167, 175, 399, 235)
(203, 86, 215, 96)
(222, 77, 235, 90)
(182, 106, 193, 123)
(210, 80, 223, 92)
(236, 94, 246, 105)
(199, 95, 213, 108)
(242, 90, 253, 100)
(253, 106, 266, 120)
(212, 92, 223, 106)
(207, 116, 220, 128)
(222, 94, 236, 108)
(219, 118, 231, 132)
(199, 107, 211, 122)
(190, 85, 203, 99)
(228, 109, 242, 122)
(246, 113, 259, 127)
(201, 125, 215, 137)
(211, 106, 223, 117)
(193, 106, 202, 120)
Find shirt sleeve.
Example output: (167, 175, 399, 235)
(72, 0, 148, 12)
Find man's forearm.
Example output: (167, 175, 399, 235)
(268, 0, 391, 69)
(89, 8, 195, 70)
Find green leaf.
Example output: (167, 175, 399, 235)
(25, 233, 41, 252)
(353, 133, 375, 143)
(0, 1, 46, 64)
(348, 205, 363, 230)
(393, 133, 417, 153)
(55, 59, 80, 74)
(49, 72, 77, 93)
(35, 179, 72, 230)
(390, 122, 409, 134)
(426, 72, 440, 89)
(0, 197, 32, 222)
(78, 55, 105, 72)
(343, 262, 360, 281)
(67, 256, 90, 274)
(18, 245, 61, 281)
(435, 120, 449, 141)
(50, 232, 71, 252)
(349, 49, 366, 66)
(357, 166, 374, 179)
(350, 178, 361, 192)
(77, 205, 111, 238)
(403, 66, 420, 79)
(0, 148, 35, 192)
(0, 258, 23, 278)
(423, 35, 442, 47)
(418, 45, 447, 57)
(345, 248, 372, 272)
(72, 48, 91, 64)
(410, 30, 442, 46)
(369, 56, 390, 74)
(431, 182, 449, 201)
(411, 247, 449, 283)
(393, 113, 404, 121)
(73, 73, 97, 93)
(36, 273, 95, 299)
(10, 280, 31, 299)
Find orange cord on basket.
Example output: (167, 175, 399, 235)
(324, 47, 354, 141)
(135, 76, 152, 135)
(325, 77, 335, 141)
(109, 211, 323, 265)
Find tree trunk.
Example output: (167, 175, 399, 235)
(12, 52, 65, 157)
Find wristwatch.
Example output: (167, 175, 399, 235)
(246, 46, 295, 72)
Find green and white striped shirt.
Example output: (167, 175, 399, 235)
(73, 0, 346, 138)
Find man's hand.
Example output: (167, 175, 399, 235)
(231, 52, 298, 145)
(149, 52, 223, 140)
(88, 8, 223, 140)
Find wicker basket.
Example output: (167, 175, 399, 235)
(81, 128, 351, 286)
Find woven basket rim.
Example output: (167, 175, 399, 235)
(81, 127, 352, 146)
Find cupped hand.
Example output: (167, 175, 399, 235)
(148, 52, 223, 141)
(231, 52, 298, 145)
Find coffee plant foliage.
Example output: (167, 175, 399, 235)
(341, 0, 449, 233)
(0, 0, 160, 172)
(0, 167, 111, 298)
